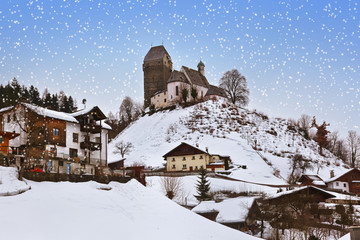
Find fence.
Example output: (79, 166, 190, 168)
(23, 172, 132, 184)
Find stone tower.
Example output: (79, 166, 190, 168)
(197, 60, 205, 76)
(143, 45, 173, 107)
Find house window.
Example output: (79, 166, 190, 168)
(164, 98, 166, 102)
(172, 158, 175, 162)
(73, 133, 79, 143)
(59, 161, 64, 166)
(200, 155, 203, 159)
(182, 164, 187, 169)
(69, 148, 78, 158)
(192, 156, 195, 160)
(344, 183, 347, 187)
(7, 115, 11, 123)
(95, 137, 101, 143)
(0, 136, 4, 143)
(336, 182, 339, 187)
(176, 86, 179, 96)
(172, 165, 176, 169)
(183, 157, 186, 161)
(53, 128, 59, 136)
(13, 114, 16, 121)
(195, 166, 198, 170)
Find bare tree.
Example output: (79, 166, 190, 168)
(113, 141, 133, 158)
(327, 131, 339, 154)
(335, 139, 348, 162)
(298, 114, 312, 139)
(160, 175, 183, 200)
(347, 130, 360, 168)
(219, 69, 249, 106)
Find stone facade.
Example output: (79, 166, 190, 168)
(143, 46, 173, 107)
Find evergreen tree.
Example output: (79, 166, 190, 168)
(43, 92, 52, 108)
(194, 168, 211, 201)
(181, 88, 189, 103)
(51, 94, 59, 110)
(68, 96, 75, 112)
(28, 85, 41, 106)
(191, 87, 198, 101)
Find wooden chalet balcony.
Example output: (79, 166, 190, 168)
(80, 124, 101, 133)
(80, 141, 101, 151)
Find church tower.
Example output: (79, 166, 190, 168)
(197, 60, 205, 76)
(143, 45, 173, 107)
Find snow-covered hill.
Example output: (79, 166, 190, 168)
(109, 99, 349, 185)
(0, 167, 258, 240)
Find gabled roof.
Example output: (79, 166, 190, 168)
(181, 66, 210, 88)
(267, 186, 336, 200)
(325, 168, 360, 183)
(144, 45, 170, 62)
(70, 106, 106, 120)
(205, 85, 227, 98)
(167, 70, 189, 84)
(163, 142, 208, 158)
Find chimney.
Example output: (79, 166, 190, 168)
(350, 226, 360, 240)
(330, 170, 335, 178)
(206, 147, 208, 153)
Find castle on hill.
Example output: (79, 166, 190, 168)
(143, 45, 227, 108)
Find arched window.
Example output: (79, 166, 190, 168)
(176, 86, 179, 96)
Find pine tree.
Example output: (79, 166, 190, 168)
(51, 94, 59, 110)
(68, 96, 75, 112)
(194, 168, 211, 202)
(28, 85, 42, 106)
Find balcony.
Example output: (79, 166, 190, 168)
(80, 141, 101, 151)
(80, 124, 101, 134)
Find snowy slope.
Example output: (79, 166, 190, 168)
(109, 99, 348, 185)
(147, 175, 279, 206)
(0, 168, 259, 240)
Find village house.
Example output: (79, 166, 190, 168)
(298, 174, 326, 188)
(143, 45, 227, 109)
(0, 103, 111, 175)
(325, 168, 360, 194)
(163, 142, 231, 172)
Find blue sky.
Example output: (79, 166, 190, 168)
(0, 0, 359, 137)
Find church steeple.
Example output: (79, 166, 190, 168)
(197, 60, 205, 76)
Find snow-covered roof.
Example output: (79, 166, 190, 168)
(325, 168, 358, 183)
(23, 103, 78, 123)
(15, 103, 111, 129)
(96, 120, 112, 130)
(192, 197, 258, 223)
(0, 106, 14, 113)
(267, 185, 336, 200)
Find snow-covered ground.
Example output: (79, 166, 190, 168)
(147, 175, 279, 206)
(0, 167, 260, 240)
(109, 99, 348, 186)
(0, 166, 30, 196)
